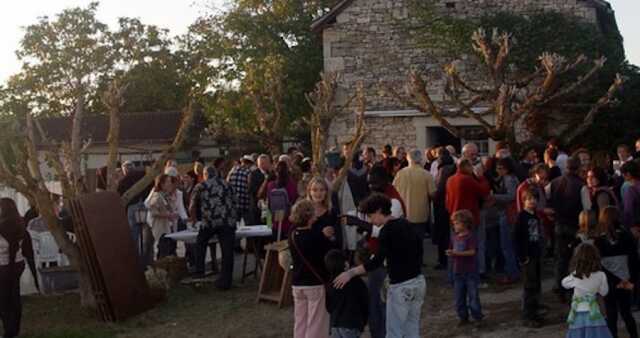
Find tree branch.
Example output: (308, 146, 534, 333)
(538, 56, 606, 107)
(563, 74, 623, 144)
(333, 82, 367, 193)
(69, 93, 85, 195)
(121, 100, 197, 205)
(103, 79, 128, 191)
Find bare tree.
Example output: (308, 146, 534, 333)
(244, 56, 288, 154)
(0, 96, 197, 309)
(119, 101, 197, 205)
(102, 78, 128, 191)
(305, 72, 359, 176)
(331, 82, 367, 193)
(384, 28, 624, 148)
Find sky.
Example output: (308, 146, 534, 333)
(0, 0, 638, 83)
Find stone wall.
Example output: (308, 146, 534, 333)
(323, 0, 603, 150)
(331, 113, 418, 150)
(430, 0, 599, 22)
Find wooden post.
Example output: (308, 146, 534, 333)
(274, 210, 285, 242)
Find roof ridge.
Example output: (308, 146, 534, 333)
(38, 110, 182, 121)
(311, 0, 355, 33)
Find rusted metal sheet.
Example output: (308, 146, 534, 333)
(70, 191, 156, 321)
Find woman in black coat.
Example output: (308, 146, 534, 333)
(0, 198, 36, 338)
(432, 149, 456, 270)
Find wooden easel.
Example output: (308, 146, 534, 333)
(256, 211, 292, 308)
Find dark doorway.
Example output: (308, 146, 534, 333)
(426, 127, 461, 152)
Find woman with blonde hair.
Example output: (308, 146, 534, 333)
(306, 177, 341, 249)
(289, 199, 331, 338)
(575, 210, 599, 245)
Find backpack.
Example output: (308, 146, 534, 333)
(268, 187, 291, 214)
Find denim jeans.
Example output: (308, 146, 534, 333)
(386, 275, 426, 338)
(367, 267, 386, 338)
(330, 328, 361, 338)
(448, 224, 484, 282)
(195, 225, 236, 289)
(454, 272, 483, 321)
(499, 214, 519, 280)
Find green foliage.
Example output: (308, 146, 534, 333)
(1, 0, 340, 151)
(92, 18, 191, 113)
(406, 1, 624, 72)
(3, 2, 198, 118)
(187, 0, 338, 147)
(16, 1, 113, 115)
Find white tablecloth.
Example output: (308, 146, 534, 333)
(165, 225, 272, 244)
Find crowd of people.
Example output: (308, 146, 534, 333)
(1, 136, 640, 338)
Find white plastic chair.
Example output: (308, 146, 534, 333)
(29, 230, 63, 268)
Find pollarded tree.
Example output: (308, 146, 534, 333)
(384, 28, 623, 149)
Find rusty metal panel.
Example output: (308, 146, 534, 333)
(70, 191, 156, 321)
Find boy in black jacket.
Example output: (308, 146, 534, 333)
(325, 249, 369, 338)
(515, 189, 545, 328)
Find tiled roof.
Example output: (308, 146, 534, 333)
(36, 111, 184, 145)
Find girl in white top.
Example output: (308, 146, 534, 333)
(562, 243, 613, 338)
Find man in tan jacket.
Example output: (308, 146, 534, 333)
(393, 149, 436, 241)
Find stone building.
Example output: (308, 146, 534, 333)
(312, 0, 615, 155)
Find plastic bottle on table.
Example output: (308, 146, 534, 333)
(266, 209, 273, 228)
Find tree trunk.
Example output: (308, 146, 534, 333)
(106, 103, 121, 191)
(121, 102, 196, 205)
(267, 139, 283, 156)
(36, 193, 97, 309)
(311, 128, 326, 177)
(70, 95, 85, 194)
